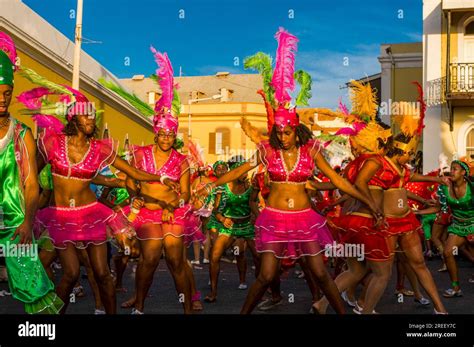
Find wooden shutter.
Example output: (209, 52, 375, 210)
(208, 132, 216, 154)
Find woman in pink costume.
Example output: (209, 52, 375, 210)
(121, 47, 197, 314)
(18, 68, 175, 314)
(198, 28, 382, 314)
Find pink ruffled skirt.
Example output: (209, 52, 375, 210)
(121, 204, 197, 241)
(34, 201, 129, 249)
(184, 213, 205, 248)
(255, 206, 333, 259)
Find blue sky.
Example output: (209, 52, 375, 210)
(23, 0, 422, 108)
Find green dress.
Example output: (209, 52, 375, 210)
(217, 183, 254, 239)
(438, 183, 474, 237)
(206, 186, 224, 231)
(0, 119, 63, 313)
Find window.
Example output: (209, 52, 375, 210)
(466, 21, 474, 36)
(466, 126, 474, 160)
(148, 91, 156, 105)
(208, 128, 230, 155)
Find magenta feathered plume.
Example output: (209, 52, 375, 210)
(338, 98, 349, 116)
(32, 114, 65, 133)
(150, 46, 174, 113)
(271, 28, 298, 105)
(0, 32, 18, 69)
(335, 122, 367, 136)
(17, 87, 52, 109)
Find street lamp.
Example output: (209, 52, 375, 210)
(187, 93, 223, 138)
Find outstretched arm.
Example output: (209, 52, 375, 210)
(201, 152, 261, 194)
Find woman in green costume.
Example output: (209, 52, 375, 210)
(417, 160, 474, 298)
(205, 157, 259, 302)
(0, 31, 63, 313)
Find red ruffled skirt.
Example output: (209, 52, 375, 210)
(34, 201, 129, 249)
(254, 206, 333, 259)
(385, 211, 422, 236)
(328, 213, 392, 261)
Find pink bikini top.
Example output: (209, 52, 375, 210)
(38, 129, 117, 181)
(131, 145, 188, 184)
(257, 139, 320, 184)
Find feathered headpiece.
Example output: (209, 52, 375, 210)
(392, 81, 425, 154)
(150, 46, 180, 134)
(16, 67, 97, 132)
(244, 27, 312, 132)
(334, 81, 391, 153)
(0, 32, 17, 86)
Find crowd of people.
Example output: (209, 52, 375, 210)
(0, 28, 472, 315)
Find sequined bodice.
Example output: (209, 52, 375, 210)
(131, 145, 186, 184)
(38, 129, 117, 181)
(257, 139, 319, 184)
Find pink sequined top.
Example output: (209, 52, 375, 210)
(257, 139, 320, 184)
(38, 129, 118, 181)
(131, 145, 188, 184)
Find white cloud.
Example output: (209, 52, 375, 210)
(404, 32, 422, 42)
(296, 44, 381, 109)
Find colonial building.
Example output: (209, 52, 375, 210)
(1, 1, 154, 148)
(120, 73, 268, 163)
(425, 0, 474, 171)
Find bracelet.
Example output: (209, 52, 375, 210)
(160, 175, 170, 184)
(131, 207, 140, 214)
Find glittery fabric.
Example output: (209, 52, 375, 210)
(130, 144, 188, 184)
(254, 206, 332, 259)
(0, 119, 63, 313)
(34, 202, 129, 249)
(37, 128, 118, 181)
(257, 139, 320, 184)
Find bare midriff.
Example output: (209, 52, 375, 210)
(52, 176, 97, 207)
(266, 183, 310, 210)
(354, 188, 383, 215)
(383, 188, 409, 217)
(140, 182, 180, 210)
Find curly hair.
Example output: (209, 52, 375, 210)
(269, 123, 313, 149)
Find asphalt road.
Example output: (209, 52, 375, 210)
(0, 251, 472, 314)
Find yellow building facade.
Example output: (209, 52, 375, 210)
(425, 0, 474, 171)
(1, 1, 155, 151)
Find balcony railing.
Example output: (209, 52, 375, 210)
(427, 77, 446, 106)
(449, 63, 474, 93)
(426, 63, 474, 106)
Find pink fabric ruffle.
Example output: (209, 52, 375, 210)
(34, 202, 130, 249)
(254, 206, 333, 259)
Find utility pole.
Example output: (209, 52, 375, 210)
(72, 0, 84, 89)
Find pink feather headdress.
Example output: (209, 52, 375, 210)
(150, 46, 178, 134)
(270, 28, 299, 130)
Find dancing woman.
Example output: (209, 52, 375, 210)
(416, 160, 473, 298)
(18, 67, 175, 314)
(204, 157, 259, 302)
(198, 28, 382, 314)
(353, 89, 447, 314)
(120, 47, 196, 314)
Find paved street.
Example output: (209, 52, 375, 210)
(0, 252, 472, 314)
